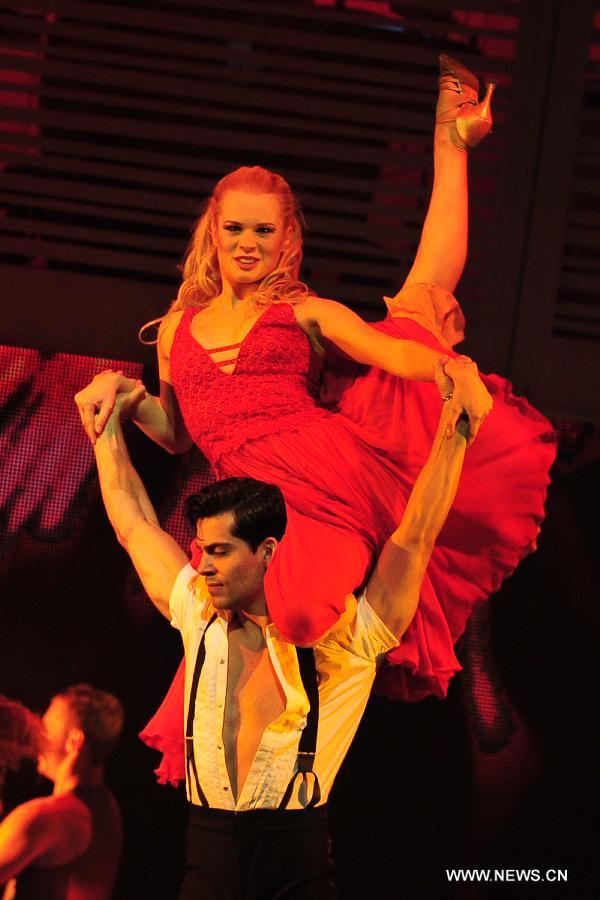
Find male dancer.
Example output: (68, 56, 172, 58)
(0, 684, 123, 899)
(89, 374, 469, 898)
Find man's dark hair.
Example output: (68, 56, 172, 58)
(56, 684, 124, 765)
(184, 478, 287, 552)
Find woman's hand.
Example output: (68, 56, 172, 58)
(441, 355, 493, 444)
(433, 355, 454, 399)
(113, 380, 147, 421)
(74, 370, 142, 445)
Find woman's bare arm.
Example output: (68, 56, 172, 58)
(296, 297, 445, 380)
(74, 313, 193, 453)
(131, 326, 193, 453)
(295, 297, 492, 442)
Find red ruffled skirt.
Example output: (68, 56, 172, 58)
(141, 285, 556, 785)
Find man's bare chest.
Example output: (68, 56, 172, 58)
(223, 631, 285, 734)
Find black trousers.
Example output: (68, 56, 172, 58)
(178, 804, 337, 900)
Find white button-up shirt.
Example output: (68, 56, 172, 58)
(170, 563, 399, 811)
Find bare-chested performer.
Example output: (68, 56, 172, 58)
(0, 685, 123, 900)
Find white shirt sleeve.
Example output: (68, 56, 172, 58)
(317, 590, 399, 664)
(169, 563, 200, 633)
(353, 590, 401, 660)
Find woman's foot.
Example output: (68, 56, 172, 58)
(436, 53, 496, 150)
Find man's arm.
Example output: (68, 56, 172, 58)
(366, 401, 468, 638)
(93, 401, 188, 618)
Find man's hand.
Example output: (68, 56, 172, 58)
(433, 355, 454, 399)
(74, 370, 141, 445)
(441, 356, 493, 445)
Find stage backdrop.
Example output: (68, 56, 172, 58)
(2, 0, 599, 420)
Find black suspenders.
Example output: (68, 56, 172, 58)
(185, 617, 321, 810)
(185, 613, 217, 807)
(277, 645, 321, 809)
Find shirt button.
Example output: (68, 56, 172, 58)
(217, 703, 222, 709)
(223, 786, 229, 792)
(219, 659, 225, 665)
(217, 744, 222, 750)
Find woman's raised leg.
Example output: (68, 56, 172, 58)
(403, 55, 495, 295)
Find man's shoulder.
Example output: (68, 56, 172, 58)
(313, 593, 358, 651)
(169, 562, 215, 632)
(1, 794, 89, 846)
(315, 590, 399, 661)
(36, 794, 92, 862)
(28, 793, 90, 829)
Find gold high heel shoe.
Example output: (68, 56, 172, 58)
(436, 53, 497, 150)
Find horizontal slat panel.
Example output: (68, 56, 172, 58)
(0, 106, 435, 163)
(552, 10, 600, 342)
(0, 235, 175, 274)
(6, 0, 518, 62)
(553, 320, 600, 338)
(560, 269, 600, 294)
(0, 0, 514, 335)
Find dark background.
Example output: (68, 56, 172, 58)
(1, 2, 599, 898)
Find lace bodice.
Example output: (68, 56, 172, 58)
(170, 303, 329, 465)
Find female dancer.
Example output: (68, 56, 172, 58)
(76, 57, 555, 783)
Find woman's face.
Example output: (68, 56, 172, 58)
(213, 190, 289, 295)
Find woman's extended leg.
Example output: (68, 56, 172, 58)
(403, 55, 495, 295)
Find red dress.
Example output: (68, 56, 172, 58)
(141, 285, 556, 784)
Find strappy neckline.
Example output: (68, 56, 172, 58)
(186, 304, 289, 376)
(204, 340, 243, 369)
(204, 340, 243, 354)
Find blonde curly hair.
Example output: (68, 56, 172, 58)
(141, 166, 313, 343)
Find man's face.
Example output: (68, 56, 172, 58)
(194, 512, 269, 616)
(37, 697, 71, 782)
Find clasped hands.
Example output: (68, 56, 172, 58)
(434, 355, 492, 444)
(74, 369, 145, 444)
(75, 355, 492, 448)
